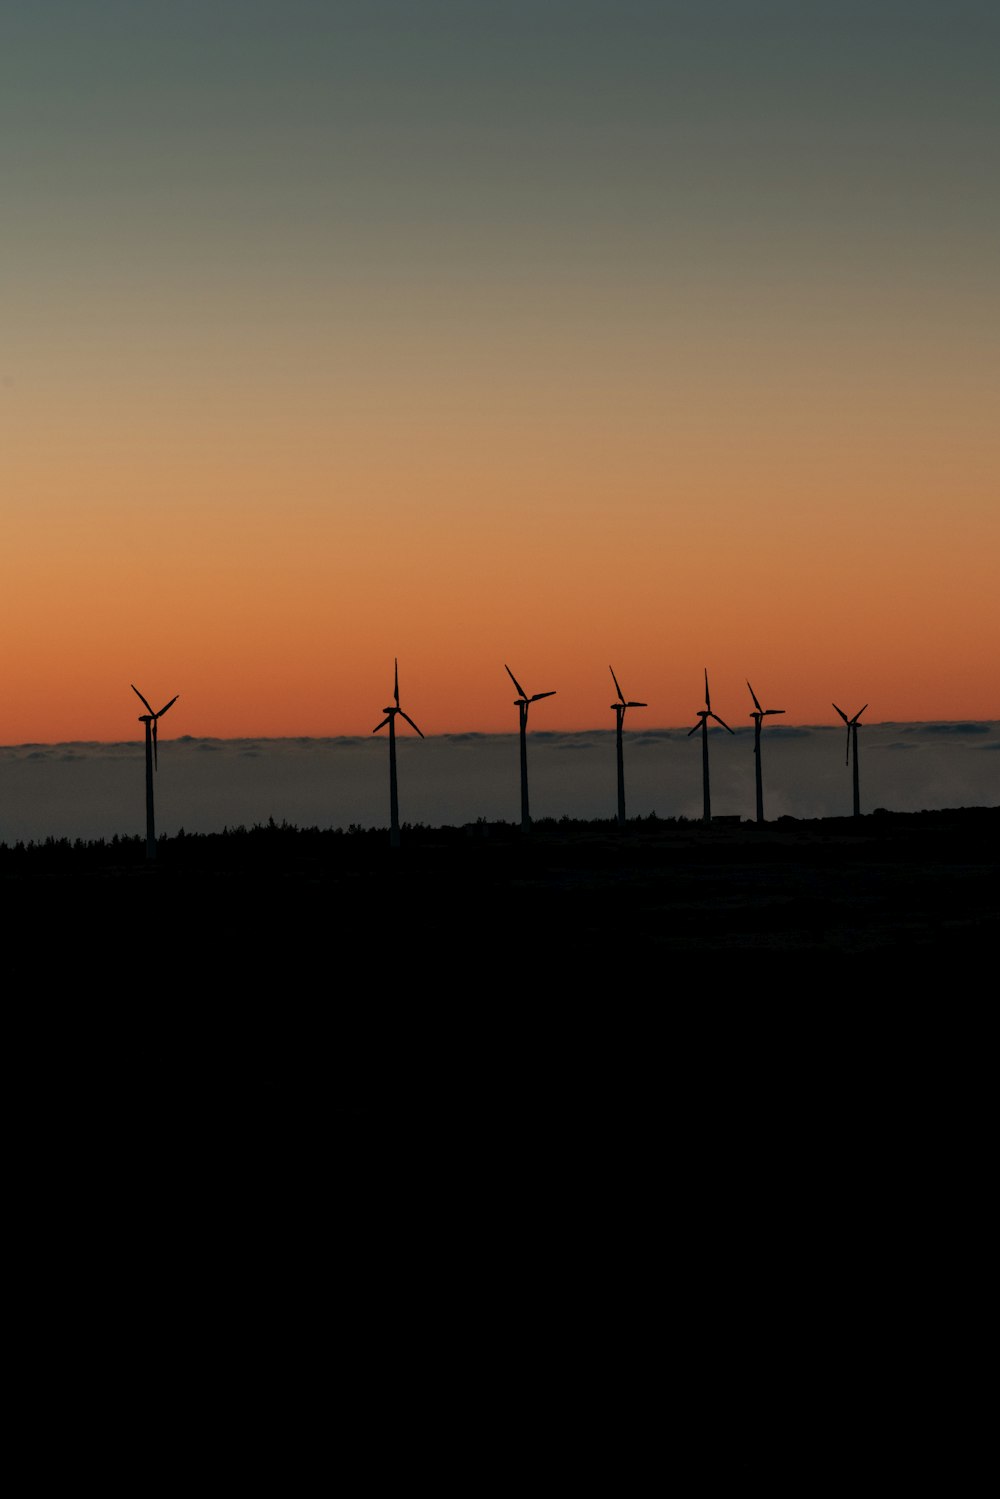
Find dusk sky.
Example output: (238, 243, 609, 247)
(2, 1, 997, 744)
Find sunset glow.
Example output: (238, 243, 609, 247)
(2, 2, 997, 745)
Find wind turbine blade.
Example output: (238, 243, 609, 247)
(852, 704, 868, 724)
(505, 664, 527, 699)
(530, 691, 556, 702)
(704, 669, 711, 711)
(155, 694, 179, 718)
(747, 681, 763, 714)
(372, 717, 390, 734)
(845, 727, 851, 765)
(610, 666, 626, 705)
(688, 722, 701, 737)
(764, 708, 785, 716)
(131, 684, 154, 716)
(400, 711, 424, 738)
(832, 703, 849, 725)
(627, 700, 647, 708)
(394, 659, 399, 707)
(711, 713, 735, 734)
(152, 717, 159, 771)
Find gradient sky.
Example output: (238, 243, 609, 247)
(2, 1, 997, 744)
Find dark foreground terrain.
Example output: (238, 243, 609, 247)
(6, 803, 997, 971)
(5, 803, 995, 1127)
(5, 808, 994, 1479)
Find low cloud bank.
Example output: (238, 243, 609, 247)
(1, 722, 997, 844)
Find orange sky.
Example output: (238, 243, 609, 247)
(2, 3, 997, 742)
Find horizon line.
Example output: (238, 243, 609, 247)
(3, 718, 998, 753)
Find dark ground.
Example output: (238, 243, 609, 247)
(5, 804, 996, 1121)
(4, 807, 994, 1477)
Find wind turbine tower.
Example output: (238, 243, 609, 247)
(609, 666, 646, 827)
(505, 665, 556, 831)
(373, 660, 424, 848)
(747, 681, 785, 824)
(688, 670, 733, 825)
(833, 702, 867, 818)
(131, 685, 179, 861)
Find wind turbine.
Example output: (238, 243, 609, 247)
(747, 681, 785, 824)
(833, 702, 867, 818)
(688, 670, 733, 825)
(505, 665, 555, 830)
(131, 684, 179, 861)
(609, 666, 646, 827)
(373, 659, 424, 848)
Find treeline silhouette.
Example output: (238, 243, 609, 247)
(4, 808, 997, 969)
(3, 803, 997, 868)
(0, 811, 689, 868)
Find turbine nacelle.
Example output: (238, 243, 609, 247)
(833, 701, 867, 764)
(688, 711, 734, 736)
(747, 681, 784, 723)
(609, 666, 646, 716)
(690, 670, 734, 735)
(373, 659, 424, 737)
(505, 666, 555, 719)
(131, 685, 178, 771)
